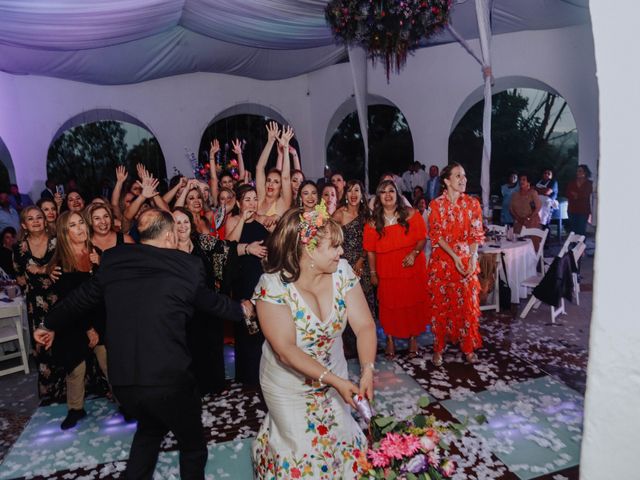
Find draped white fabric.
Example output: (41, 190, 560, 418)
(348, 46, 369, 191)
(0, 0, 589, 84)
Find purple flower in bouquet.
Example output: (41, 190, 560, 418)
(403, 454, 427, 474)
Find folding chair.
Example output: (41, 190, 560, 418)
(0, 301, 30, 376)
(544, 232, 585, 268)
(519, 227, 549, 273)
(519, 241, 585, 323)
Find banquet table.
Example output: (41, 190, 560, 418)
(479, 238, 538, 304)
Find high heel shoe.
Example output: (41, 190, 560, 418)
(385, 337, 395, 359)
(432, 352, 443, 367)
(408, 337, 418, 358)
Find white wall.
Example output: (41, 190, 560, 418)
(581, 2, 640, 479)
(0, 24, 597, 202)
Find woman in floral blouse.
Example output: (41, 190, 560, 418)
(425, 163, 485, 366)
(252, 206, 376, 479)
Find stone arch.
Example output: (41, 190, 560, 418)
(50, 108, 162, 146)
(199, 103, 298, 175)
(324, 94, 397, 153)
(450, 76, 570, 135)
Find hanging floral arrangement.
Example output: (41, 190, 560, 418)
(325, 0, 452, 80)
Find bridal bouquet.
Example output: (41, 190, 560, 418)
(359, 397, 483, 479)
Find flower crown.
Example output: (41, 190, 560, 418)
(299, 200, 330, 252)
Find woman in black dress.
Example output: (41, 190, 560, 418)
(173, 207, 267, 394)
(13, 206, 62, 401)
(224, 185, 270, 387)
(332, 180, 375, 357)
(47, 211, 106, 429)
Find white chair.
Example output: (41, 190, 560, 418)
(519, 227, 549, 273)
(479, 252, 502, 312)
(571, 241, 586, 306)
(519, 240, 585, 323)
(544, 232, 585, 268)
(0, 301, 30, 377)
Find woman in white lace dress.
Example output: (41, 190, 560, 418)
(252, 203, 377, 479)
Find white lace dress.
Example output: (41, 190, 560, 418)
(251, 259, 367, 479)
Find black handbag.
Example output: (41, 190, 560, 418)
(499, 253, 512, 310)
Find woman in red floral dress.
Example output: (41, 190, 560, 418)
(426, 163, 484, 366)
(363, 180, 428, 358)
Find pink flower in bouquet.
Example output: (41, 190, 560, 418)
(379, 433, 406, 460)
(367, 449, 390, 468)
(427, 449, 440, 467)
(401, 434, 421, 456)
(441, 458, 456, 477)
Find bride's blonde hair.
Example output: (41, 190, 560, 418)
(264, 207, 343, 283)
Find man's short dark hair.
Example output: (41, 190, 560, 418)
(138, 209, 175, 242)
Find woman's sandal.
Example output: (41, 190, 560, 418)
(407, 337, 418, 358)
(432, 352, 443, 367)
(385, 337, 396, 359)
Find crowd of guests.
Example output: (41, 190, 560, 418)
(3, 120, 595, 477)
(500, 165, 594, 236)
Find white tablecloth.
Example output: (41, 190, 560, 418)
(479, 239, 537, 303)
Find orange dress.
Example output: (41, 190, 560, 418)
(426, 194, 485, 354)
(363, 212, 428, 338)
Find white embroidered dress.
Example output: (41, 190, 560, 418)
(251, 259, 367, 479)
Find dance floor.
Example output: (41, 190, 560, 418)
(0, 255, 592, 480)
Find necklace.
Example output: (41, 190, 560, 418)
(384, 213, 397, 225)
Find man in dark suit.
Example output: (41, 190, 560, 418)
(34, 208, 255, 480)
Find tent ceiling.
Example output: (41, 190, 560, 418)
(0, 0, 590, 85)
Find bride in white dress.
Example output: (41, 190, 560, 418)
(252, 203, 377, 479)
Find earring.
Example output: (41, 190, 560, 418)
(310, 261, 315, 269)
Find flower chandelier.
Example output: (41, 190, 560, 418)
(325, 0, 452, 80)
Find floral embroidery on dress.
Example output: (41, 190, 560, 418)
(252, 260, 366, 479)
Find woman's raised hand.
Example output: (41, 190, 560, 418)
(210, 139, 220, 157)
(115, 165, 128, 184)
(231, 138, 243, 156)
(266, 121, 280, 141)
(141, 177, 159, 199)
(279, 126, 294, 147)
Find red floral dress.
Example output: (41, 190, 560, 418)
(426, 194, 485, 354)
(363, 212, 428, 338)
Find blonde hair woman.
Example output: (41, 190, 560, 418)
(251, 204, 376, 479)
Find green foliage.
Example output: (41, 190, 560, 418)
(449, 89, 578, 196)
(327, 105, 413, 193)
(47, 121, 166, 199)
